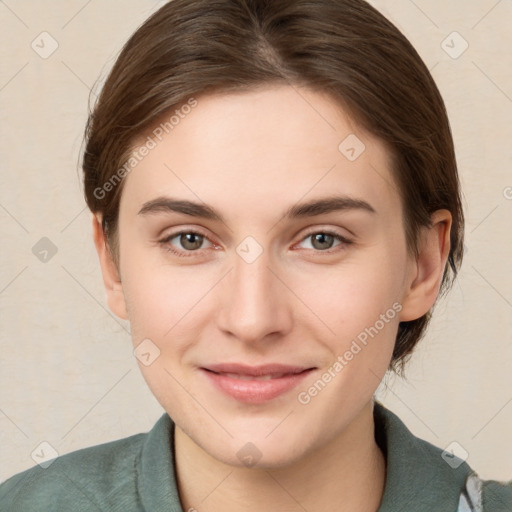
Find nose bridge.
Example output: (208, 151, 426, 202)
(216, 246, 290, 342)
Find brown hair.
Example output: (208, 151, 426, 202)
(82, 0, 465, 376)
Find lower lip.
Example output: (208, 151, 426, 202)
(201, 368, 315, 404)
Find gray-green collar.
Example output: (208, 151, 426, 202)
(373, 400, 472, 511)
(136, 401, 473, 512)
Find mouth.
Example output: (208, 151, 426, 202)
(202, 362, 314, 377)
(200, 363, 316, 404)
(205, 371, 297, 381)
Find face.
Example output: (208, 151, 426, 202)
(96, 84, 436, 468)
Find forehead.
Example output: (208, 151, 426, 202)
(120, 84, 400, 225)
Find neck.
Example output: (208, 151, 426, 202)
(174, 399, 386, 512)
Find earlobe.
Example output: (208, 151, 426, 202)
(91, 213, 129, 320)
(399, 210, 452, 322)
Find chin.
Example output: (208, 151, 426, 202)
(202, 428, 311, 470)
(214, 444, 305, 471)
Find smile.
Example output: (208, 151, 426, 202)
(200, 366, 316, 404)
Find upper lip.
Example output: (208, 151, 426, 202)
(202, 363, 315, 377)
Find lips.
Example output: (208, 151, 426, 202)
(200, 363, 316, 404)
(216, 372, 288, 381)
(202, 362, 313, 378)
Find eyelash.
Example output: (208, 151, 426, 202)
(158, 228, 353, 258)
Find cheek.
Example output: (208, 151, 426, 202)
(124, 270, 186, 332)
(297, 252, 404, 334)
(293, 253, 406, 394)
(121, 251, 218, 350)
(291, 261, 402, 411)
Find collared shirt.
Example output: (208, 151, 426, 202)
(1, 401, 510, 511)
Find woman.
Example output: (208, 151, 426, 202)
(1, 0, 510, 510)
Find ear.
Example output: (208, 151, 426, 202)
(399, 209, 452, 322)
(91, 213, 128, 320)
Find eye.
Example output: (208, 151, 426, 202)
(158, 228, 353, 258)
(159, 230, 214, 257)
(297, 230, 353, 253)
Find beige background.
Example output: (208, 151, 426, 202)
(0, 0, 511, 484)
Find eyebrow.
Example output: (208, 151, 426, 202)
(137, 195, 376, 223)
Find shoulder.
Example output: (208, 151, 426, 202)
(0, 430, 147, 511)
(480, 478, 512, 512)
(373, 401, 512, 512)
(458, 472, 512, 511)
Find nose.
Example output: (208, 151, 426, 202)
(215, 247, 293, 345)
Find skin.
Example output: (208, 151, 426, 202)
(92, 84, 451, 512)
